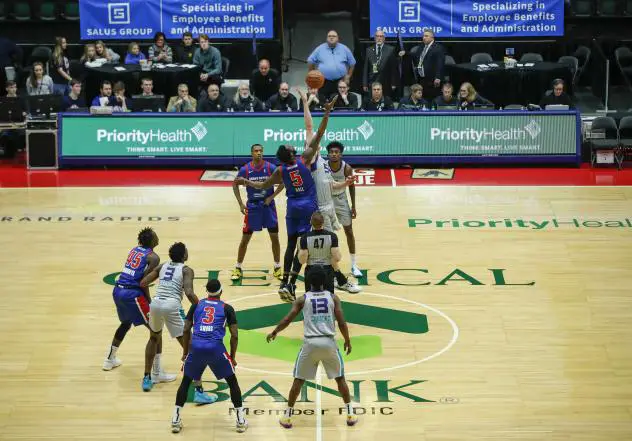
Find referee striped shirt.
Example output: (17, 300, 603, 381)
(300, 229, 338, 266)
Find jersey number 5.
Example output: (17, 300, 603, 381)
(201, 306, 216, 324)
(289, 170, 304, 187)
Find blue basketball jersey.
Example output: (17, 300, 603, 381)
(192, 299, 235, 343)
(116, 246, 153, 287)
(281, 158, 317, 200)
(238, 161, 276, 203)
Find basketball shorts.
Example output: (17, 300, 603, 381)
(184, 340, 236, 380)
(243, 201, 278, 234)
(319, 202, 341, 231)
(148, 297, 185, 338)
(294, 336, 344, 380)
(113, 286, 150, 326)
(286, 198, 318, 236)
(333, 193, 352, 227)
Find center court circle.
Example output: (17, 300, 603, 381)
(230, 291, 460, 377)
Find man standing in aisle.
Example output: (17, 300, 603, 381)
(408, 29, 445, 101)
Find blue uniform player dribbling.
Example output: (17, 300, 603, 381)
(236, 96, 338, 302)
(231, 144, 283, 282)
(103, 227, 174, 382)
(171, 280, 247, 434)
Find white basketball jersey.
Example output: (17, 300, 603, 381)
(311, 155, 334, 206)
(154, 262, 184, 302)
(330, 160, 347, 196)
(302, 290, 336, 338)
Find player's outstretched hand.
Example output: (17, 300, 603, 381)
(344, 176, 355, 187)
(296, 88, 308, 102)
(351, 206, 357, 219)
(239, 203, 247, 215)
(231, 358, 238, 368)
(266, 332, 277, 343)
(323, 95, 338, 112)
(344, 339, 352, 355)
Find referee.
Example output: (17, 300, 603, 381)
(298, 212, 341, 293)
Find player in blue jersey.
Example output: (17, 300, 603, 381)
(103, 228, 174, 382)
(235, 96, 338, 302)
(231, 144, 283, 282)
(171, 279, 247, 434)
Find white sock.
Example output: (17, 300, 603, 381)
(236, 407, 245, 423)
(152, 353, 161, 374)
(350, 254, 357, 267)
(235, 262, 242, 269)
(274, 262, 281, 269)
(284, 407, 293, 417)
(345, 402, 353, 415)
(172, 405, 182, 422)
(107, 345, 118, 360)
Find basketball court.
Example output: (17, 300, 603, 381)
(1, 178, 632, 440)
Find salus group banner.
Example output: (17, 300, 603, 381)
(59, 112, 579, 166)
(370, 0, 564, 37)
(79, 0, 274, 40)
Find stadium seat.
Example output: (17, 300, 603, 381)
(619, 116, 632, 166)
(590, 117, 622, 169)
(12, 2, 31, 20)
(0, 2, 6, 21)
(222, 57, 231, 77)
(573, 45, 591, 84)
(445, 55, 456, 65)
(570, 0, 593, 16)
(614, 47, 632, 90)
(39, 2, 57, 20)
(470, 53, 492, 64)
(597, 0, 619, 15)
(558, 56, 579, 86)
(626, 0, 632, 15)
(519, 53, 544, 63)
(28, 46, 52, 71)
(62, 1, 79, 20)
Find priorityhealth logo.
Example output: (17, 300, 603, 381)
(96, 122, 209, 145)
(430, 119, 542, 143)
(263, 120, 376, 144)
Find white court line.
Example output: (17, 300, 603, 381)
(390, 169, 397, 187)
(316, 366, 323, 441)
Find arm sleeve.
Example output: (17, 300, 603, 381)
(209, 49, 222, 76)
(165, 46, 173, 63)
(331, 232, 339, 248)
(346, 46, 357, 66)
(185, 304, 196, 321)
(307, 46, 320, 65)
(224, 304, 237, 325)
(299, 235, 308, 250)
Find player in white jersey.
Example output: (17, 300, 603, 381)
(140, 242, 215, 403)
(327, 142, 362, 278)
(266, 266, 358, 428)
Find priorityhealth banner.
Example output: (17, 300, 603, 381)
(79, 0, 274, 40)
(59, 112, 578, 164)
(370, 0, 564, 37)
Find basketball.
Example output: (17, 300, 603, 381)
(305, 70, 325, 89)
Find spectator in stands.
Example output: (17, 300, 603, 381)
(175, 32, 196, 63)
(399, 84, 429, 111)
(363, 30, 402, 98)
(308, 30, 356, 99)
(539, 78, 574, 109)
(50, 37, 72, 95)
(457, 82, 494, 110)
(5, 80, 18, 98)
(0, 81, 24, 158)
(26, 62, 54, 96)
(250, 59, 279, 102)
(113, 81, 130, 112)
(61, 80, 86, 110)
(362, 82, 393, 111)
(330, 80, 358, 111)
(232, 82, 263, 112)
(125, 42, 146, 65)
(197, 84, 229, 112)
(193, 34, 223, 88)
(299, 88, 324, 112)
(167, 83, 197, 112)
(265, 82, 298, 112)
(91, 80, 117, 107)
(433, 82, 457, 108)
(408, 29, 444, 101)
(80, 44, 97, 66)
(95, 41, 121, 64)
(148, 32, 173, 64)
(140, 78, 154, 96)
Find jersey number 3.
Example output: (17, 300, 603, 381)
(289, 170, 304, 187)
(201, 306, 216, 324)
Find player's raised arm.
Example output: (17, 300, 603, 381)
(266, 295, 306, 342)
(298, 89, 315, 147)
(332, 294, 352, 355)
(140, 263, 163, 288)
(235, 167, 282, 190)
(344, 163, 357, 219)
(182, 266, 199, 305)
(302, 96, 337, 164)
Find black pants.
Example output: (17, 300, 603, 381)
(321, 78, 342, 102)
(420, 77, 441, 101)
(304, 265, 335, 293)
